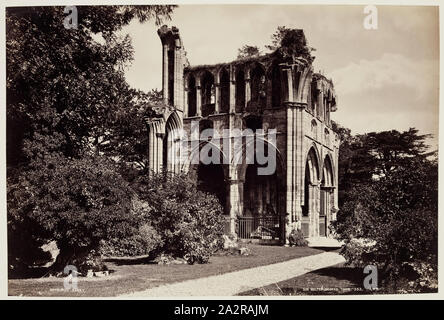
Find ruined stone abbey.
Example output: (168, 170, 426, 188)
(147, 25, 339, 244)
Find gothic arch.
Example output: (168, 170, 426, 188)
(185, 141, 229, 214)
(163, 111, 182, 173)
(182, 140, 229, 174)
(235, 67, 246, 113)
(219, 67, 230, 113)
(200, 70, 215, 116)
(233, 137, 285, 218)
(232, 136, 284, 181)
(304, 145, 321, 183)
(322, 153, 335, 186)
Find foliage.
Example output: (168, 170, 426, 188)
(133, 172, 225, 264)
(266, 26, 315, 63)
(6, 5, 175, 273)
(100, 223, 163, 257)
(332, 123, 435, 208)
(7, 6, 174, 166)
(103, 88, 164, 173)
(288, 229, 308, 247)
(237, 45, 261, 59)
(333, 157, 438, 291)
(7, 155, 139, 272)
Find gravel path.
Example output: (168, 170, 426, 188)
(122, 251, 345, 297)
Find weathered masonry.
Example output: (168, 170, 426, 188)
(148, 25, 339, 244)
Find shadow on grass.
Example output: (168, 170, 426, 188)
(103, 256, 156, 266)
(239, 265, 367, 296)
(9, 266, 50, 280)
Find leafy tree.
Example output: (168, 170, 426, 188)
(332, 127, 438, 291)
(237, 45, 261, 59)
(6, 5, 176, 273)
(102, 88, 164, 174)
(7, 6, 175, 166)
(266, 26, 315, 63)
(358, 128, 433, 177)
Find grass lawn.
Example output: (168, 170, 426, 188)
(238, 262, 371, 296)
(9, 244, 323, 297)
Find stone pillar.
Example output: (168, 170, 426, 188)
(312, 182, 320, 237)
(245, 69, 251, 110)
(156, 132, 164, 172)
(162, 44, 169, 106)
(184, 88, 188, 117)
(227, 178, 243, 236)
(196, 81, 202, 117)
(229, 66, 236, 114)
(174, 38, 184, 110)
(284, 66, 296, 244)
(148, 123, 155, 174)
(285, 106, 293, 245)
(215, 83, 220, 114)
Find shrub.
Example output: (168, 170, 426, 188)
(100, 223, 162, 257)
(134, 172, 225, 264)
(333, 159, 438, 291)
(7, 155, 140, 273)
(288, 229, 308, 247)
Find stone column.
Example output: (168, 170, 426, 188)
(156, 132, 164, 172)
(227, 178, 243, 236)
(148, 123, 155, 174)
(184, 87, 188, 117)
(229, 66, 236, 114)
(313, 182, 320, 237)
(215, 83, 220, 114)
(162, 44, 169, 106)
(196, 82, 202, 117)
(284, 66, 296, 244)
(245, 69, 251, 110)
(285, 106, 293, 245)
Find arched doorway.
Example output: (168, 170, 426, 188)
(301, 147, 320, 237)
(163, 113, 181, 173)
(243, 163, 279, 217)
(196, 163, 226, 213)
(237, 141, 284, 241)
(187, 142, 228, 216)
(320, 155, 334, 236)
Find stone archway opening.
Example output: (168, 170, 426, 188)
(243, 163, 279, 217)
(301, 147, 320, 238)
(320, 156, 334, 237)
(237, 146, 285, 242)
(196, 163, 227, 214)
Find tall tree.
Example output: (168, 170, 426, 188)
(266, 26, 316, 63)
(7, 6, 175, 167)
(6, 5, 176, 273)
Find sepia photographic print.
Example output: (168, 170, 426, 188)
(1, 0, 441, 304)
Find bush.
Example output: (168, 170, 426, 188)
(134, 172, 225, 264)
(7, 155, 140, 273)
(100, 223, 162, 257)
(288, 229, 308, 247)
(333, 159, 438, 291)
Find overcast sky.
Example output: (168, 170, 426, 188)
(121, 5, 439, 149)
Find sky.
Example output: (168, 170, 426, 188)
(120, 4, 439, 149)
